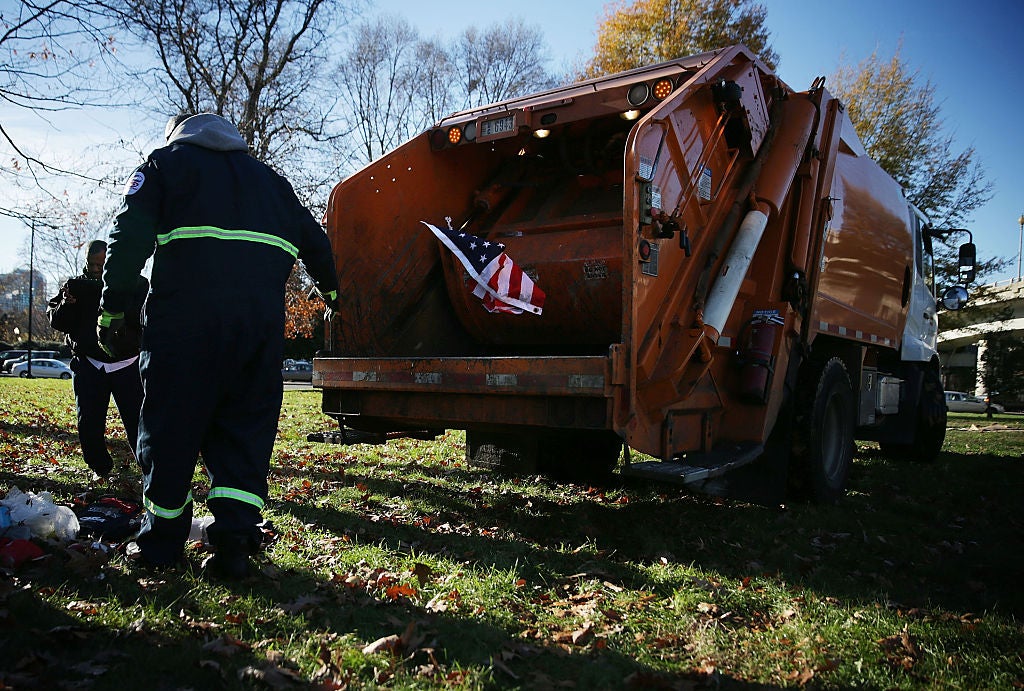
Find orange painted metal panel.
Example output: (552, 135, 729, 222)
(317, 44, 919, 464)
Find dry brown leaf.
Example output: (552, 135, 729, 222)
(203, 633, 251, 656)
(66, 600, 101, 615)
(571, 622, 595, 645)
(362, 634, 401, 656)
(697, 602, 719, 615)
(410, 562, 435, 586)
(283, 594, 325, 614)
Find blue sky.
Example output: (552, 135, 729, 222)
(3, 0, 1022, 283)
(371, 0, 1024, 283)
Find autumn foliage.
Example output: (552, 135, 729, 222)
(284, 262, 325, 340)
(582, 0, 778, 79)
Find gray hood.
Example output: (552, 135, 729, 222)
(166, 114, 248, 152)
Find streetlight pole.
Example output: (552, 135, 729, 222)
(1018, 213, 1024, 282)
(26, 220, 35, 378)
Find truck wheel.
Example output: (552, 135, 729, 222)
(540, 430, 622, 484)
(880, 367, 946, 462)
(792, 357, 854, 503)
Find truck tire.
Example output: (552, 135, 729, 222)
(791, 357, 855, 504)
(880, 366, 946, 462)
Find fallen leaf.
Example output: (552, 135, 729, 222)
(411, 562, 435, 586)
(362, 634, 401, 656)
(571, 622, 595, 645)
(203, 633, 251, 656)
(385, 583, 417, 600)
(697, 602, 719, 616)
(283, 594, 325, 614)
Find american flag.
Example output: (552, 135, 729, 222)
(423, 221, 545, 315)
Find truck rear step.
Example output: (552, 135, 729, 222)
(622, 442, 763, 485)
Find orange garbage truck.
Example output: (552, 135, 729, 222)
(313, 44, 974, 502)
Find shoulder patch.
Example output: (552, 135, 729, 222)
(123, 171, 145, 196)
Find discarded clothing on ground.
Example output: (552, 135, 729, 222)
(76, 497, 143, 541)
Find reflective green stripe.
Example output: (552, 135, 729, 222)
(208, 486, 265, 509)
(98, 310, 124, 327)
(144, 491, 193, 519)
(156, 226, 299, 258)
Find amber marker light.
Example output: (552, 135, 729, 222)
(652, 78, 674, 100)
(447, 126, 462, 144)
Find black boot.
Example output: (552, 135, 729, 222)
(204, 534, 255, 580)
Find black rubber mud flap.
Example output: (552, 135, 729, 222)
(539, 430, 622, 484)
(880, 364, 946, 463)
(467, 431, 540, 475)
(468, 429, 621, 483)
(704, 405, 792, 507)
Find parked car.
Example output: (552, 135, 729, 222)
(282, 361, 313, 382)
(1, 350, 28, 372)
(0, 349, 27, 364)
(944, 391, 1005, 415)
(12, 358, 72, 379)
(3, 351, 58, 372)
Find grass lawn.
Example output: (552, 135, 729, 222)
(1, 377, 1022, 689)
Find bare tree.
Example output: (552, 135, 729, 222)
(414, 38, 458, 125)
(336, 15, 433, 165)
(117, 0, 354, 176)
(452, 18, 554, 108)
(0, 1, 126, 222)
(28, 192, 122, 286)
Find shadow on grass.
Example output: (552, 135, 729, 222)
(1, 536, 785, 691)
(272, 445, 1024, 618)
(0, 586, 247, 690)
(2, 430, 1020, 688)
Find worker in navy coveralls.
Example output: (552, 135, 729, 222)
(46, 239, 148, 478)
(97, 113, 339, 577)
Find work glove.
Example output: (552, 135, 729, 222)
(97, 310, 126, 359)
(323, 290, 339, 322)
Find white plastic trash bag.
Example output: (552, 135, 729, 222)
(1, 486, 80, 541)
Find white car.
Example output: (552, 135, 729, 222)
(11, 358, 72, 380)
(944, 391, 1004, 414)
(3, 350, 58, 372)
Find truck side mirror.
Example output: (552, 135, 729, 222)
(940, 285, 969, 311)
(958, 242, 976, 284)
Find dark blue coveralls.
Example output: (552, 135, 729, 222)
(100, 114, 338, 566)
(47, 271, 148, 476)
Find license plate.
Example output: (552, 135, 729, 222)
(479, 114, 515, 138)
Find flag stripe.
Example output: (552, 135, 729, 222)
(423, 221, 545, 315)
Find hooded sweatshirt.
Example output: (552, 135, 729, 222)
(100, 114, 338, 324)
